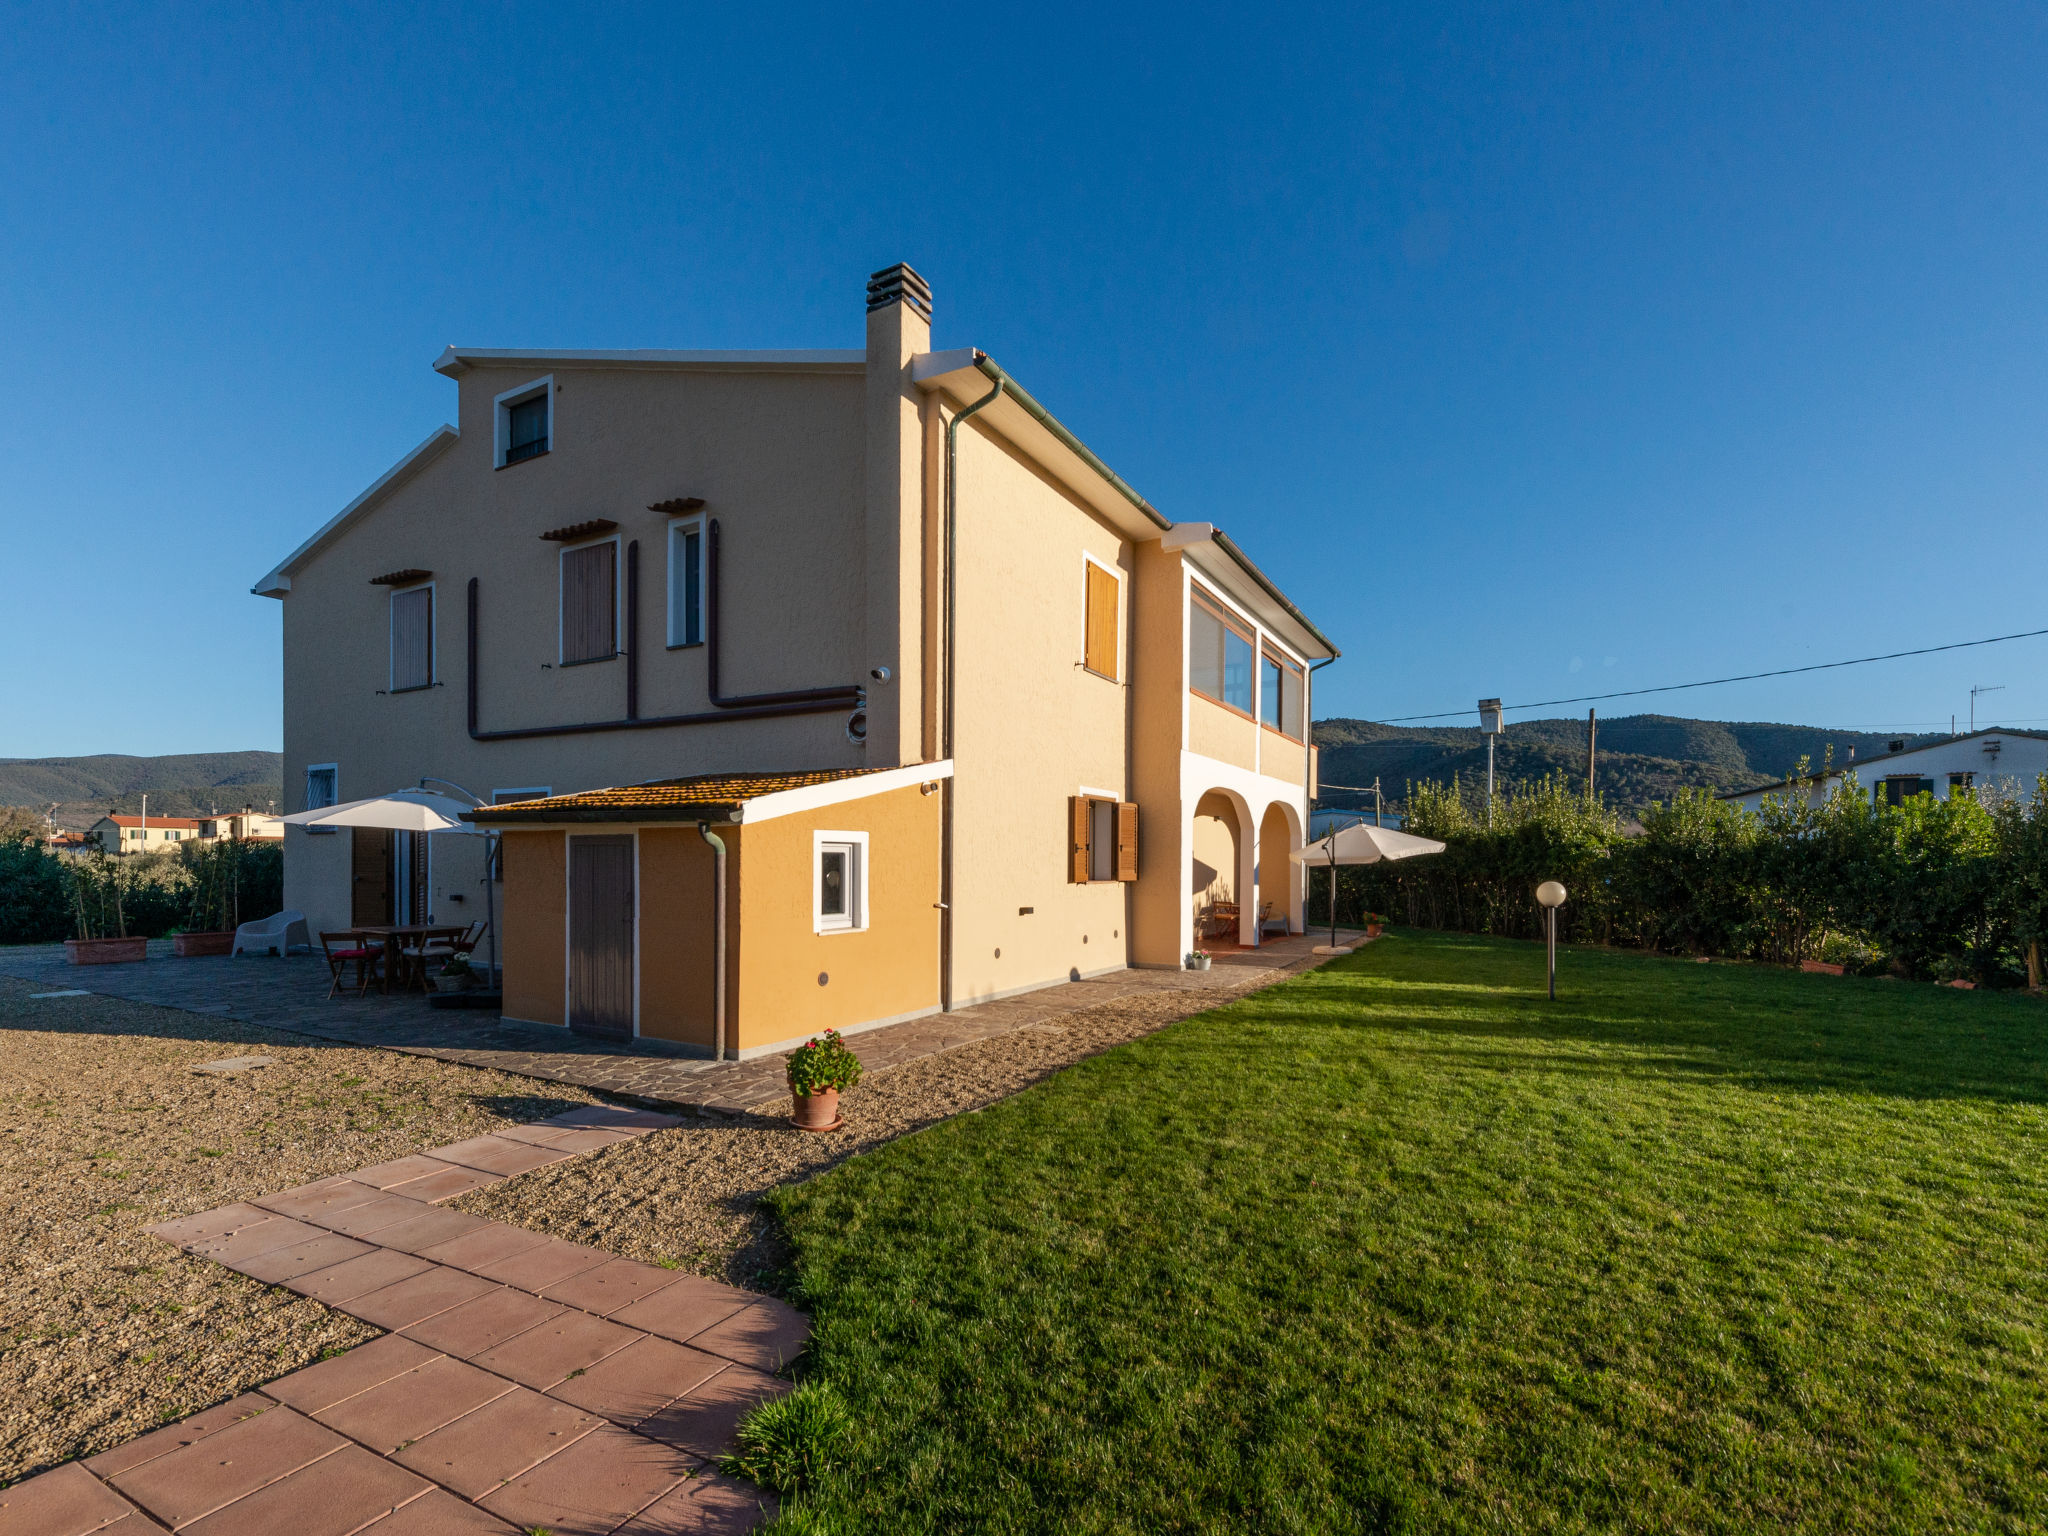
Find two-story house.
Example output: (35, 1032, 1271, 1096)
(253, 264, 1336, 1058)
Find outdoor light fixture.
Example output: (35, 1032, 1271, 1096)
(1536, 880, 1567, 1000)
(1478, 699, 1503, 827)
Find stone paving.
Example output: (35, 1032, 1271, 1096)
(0, 1104, 796, 1535)
(0, 934, 1354, 1116)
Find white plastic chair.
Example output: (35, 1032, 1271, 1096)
(232, 909, 313, 957)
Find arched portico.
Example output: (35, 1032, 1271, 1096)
(1184, 783, 1304, 950)
(1255, 798, 1305, 938)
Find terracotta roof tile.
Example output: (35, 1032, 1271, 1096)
(468, 767, 888, 824)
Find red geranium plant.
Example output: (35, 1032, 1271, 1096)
(787, 1029, 864, 1098)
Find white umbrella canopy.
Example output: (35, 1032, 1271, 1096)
(1295, 822, 1446, 864)
(278, 790, 482, 833)
(1296, 819, 1446, 948)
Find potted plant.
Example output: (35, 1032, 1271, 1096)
(1184, 948, 1212, 972)
(432, 954, 477, 993)
(1364, 912, 1387, 940)
(172, 838, 242, 957)
(787, 1029, 863, 1131)
(64, 852, 147, 965)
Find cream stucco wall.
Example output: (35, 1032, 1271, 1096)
(1188, 693, 1257, 773)
(944, 416, 1134, 1004)
(279, 362, 873, 938)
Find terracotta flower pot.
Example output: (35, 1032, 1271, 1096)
(66, 936, 147, 966)
(792, 1087, 841, 1131)
(1365, 924, 1384, 939)
(172, 931, 236, 958)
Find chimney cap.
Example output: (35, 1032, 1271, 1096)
(867, 263, 933, 319)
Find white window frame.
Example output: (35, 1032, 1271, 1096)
(558, 534, 622, 666)
(812, 829, 869, 935)
(1080, 551, 1124, 682)
(387, 580, 436, 693)
(493, 375, 554, 468)
(666, 513, 706, 648)
(303, 763, 339, 837)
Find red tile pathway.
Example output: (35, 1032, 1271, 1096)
(1, 1105, 793, 1535)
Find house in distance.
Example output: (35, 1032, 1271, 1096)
(253, 263, 1336, 1057)
(1719, 728, 2048, 814)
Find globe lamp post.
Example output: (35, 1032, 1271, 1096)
(1536, 880, 1567, 999)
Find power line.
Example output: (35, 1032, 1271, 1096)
(1373, 626, 2048, 725)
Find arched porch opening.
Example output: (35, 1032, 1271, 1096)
(1190, 789, 1244, 948)
(1255, 799, 1304, 938)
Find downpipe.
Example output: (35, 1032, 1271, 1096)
(697, 822, 728, 1061)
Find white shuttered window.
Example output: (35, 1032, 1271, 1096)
(562, 543, 617, 664)
(390, 586, 433, 691)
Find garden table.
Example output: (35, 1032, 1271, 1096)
(350, 923, 468, 995)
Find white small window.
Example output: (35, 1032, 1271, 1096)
(667, 516, 705, 647)
(494, 376, 553, 468)
(813, 830, 869, 934)
(390, 583, 434, 691)
(304, 764, 338, 836)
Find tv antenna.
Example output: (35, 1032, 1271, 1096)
(1971, 684, 2005, 732)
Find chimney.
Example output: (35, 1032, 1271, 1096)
(866, 262, 933, 325)
(863, 263, 934, 766)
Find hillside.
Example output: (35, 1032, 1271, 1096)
(0, 752, 283, 831)
(1312, 715, 1945, 817)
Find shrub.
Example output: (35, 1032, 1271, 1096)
(0, 832, 69, 944)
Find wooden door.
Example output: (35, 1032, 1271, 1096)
(351, 828, 392, 926)
(569, 835, 634, 1041)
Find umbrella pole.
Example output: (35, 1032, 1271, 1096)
(1328, 845, 1338, 948)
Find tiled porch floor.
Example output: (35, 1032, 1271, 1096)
(0, 1104, 795, 1535)
(0, 933, 1356, 1116)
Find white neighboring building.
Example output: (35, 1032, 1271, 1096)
(1720, 729, 2048, 814)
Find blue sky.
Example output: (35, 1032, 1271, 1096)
(4, 3, 2046, 757)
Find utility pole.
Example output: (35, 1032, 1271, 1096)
(1372, 776, 1383, 828)
(1586, 708, 1597, 799)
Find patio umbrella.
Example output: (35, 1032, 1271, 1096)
(1294, 820, 1447, 947)
(277, 790, 480, 833)
(279, 790, 495, 989)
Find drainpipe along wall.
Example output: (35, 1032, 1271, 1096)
(940, 378, 1003, 1013)
(696, 822, 728, 1060)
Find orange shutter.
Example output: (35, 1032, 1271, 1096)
(1070, 796, 1090, 883)
(1084, 563, 1119, 677)
(1116, 802, 1139, 881)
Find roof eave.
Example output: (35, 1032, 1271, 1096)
(465, 802, 745, 827)
(434, 346, 865, 378)
(250, 425, 460, 599)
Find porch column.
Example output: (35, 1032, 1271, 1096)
(1240, 812, 1261, 946)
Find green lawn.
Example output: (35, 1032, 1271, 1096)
(766, 932, 2048, 1534)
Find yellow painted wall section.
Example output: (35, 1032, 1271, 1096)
(636, 827, 719, 1048)
(734, 782, 941, 1050)
(501, 831, 565, 1026)
(1188, 692, 1257, 772)
(946, 420, 1133, 1003)
(1261, 731, 1306, 788)
(1128, 542, 1188, 966)
(1257, 800, 1299, 932)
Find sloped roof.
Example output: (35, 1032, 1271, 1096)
(467, 767, 891, 824)
(101, 815, 204, 829)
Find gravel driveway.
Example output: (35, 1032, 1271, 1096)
(0, 975, 603, 1486)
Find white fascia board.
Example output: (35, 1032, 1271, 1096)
(250, 425, 459, 599)
(1162, 522, 1214, 551)
(737, 760, 954, 825)
(1181, 541, 1326, 663)
(435, 346, 865, 378)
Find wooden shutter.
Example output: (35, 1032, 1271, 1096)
(391, 587, 432, 689)
(1116, 802, 1138, 881)
(1084, 562, 1119, 677)
(562, 543, 616, 663)
(1069, 796, 1090, 883)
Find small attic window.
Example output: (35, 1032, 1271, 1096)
(495, 377, 552, 468)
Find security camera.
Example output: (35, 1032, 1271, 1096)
(870, 665, 891, 682)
